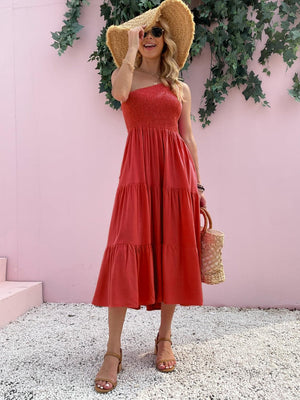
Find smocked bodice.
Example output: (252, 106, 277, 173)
(121, 83, 182, 132)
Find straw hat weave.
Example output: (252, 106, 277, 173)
(106, 0, 195, 70)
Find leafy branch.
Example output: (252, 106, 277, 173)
(51, 0, 90, 56)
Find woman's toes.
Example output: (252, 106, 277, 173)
(97, 380, 112, 390)
(165, 361, 174, 369)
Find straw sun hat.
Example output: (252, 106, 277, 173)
(106, 0, 195, 70)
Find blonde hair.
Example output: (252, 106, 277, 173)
(135, 16, 184, 103)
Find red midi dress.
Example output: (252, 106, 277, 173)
(92, 83, 203, 310)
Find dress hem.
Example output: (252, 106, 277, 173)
(91, 300, 204, 311)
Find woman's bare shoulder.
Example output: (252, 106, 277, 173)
(179, 81, 191, 102)
(180, 81, 191, 94)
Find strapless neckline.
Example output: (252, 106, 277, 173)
(129, 83, 164, 95)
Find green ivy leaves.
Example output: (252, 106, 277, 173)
(51, 0, 300, 127)
(192, 0, 297, 127)
(289, 72, 300, 101)
(51, 0, 90, 56)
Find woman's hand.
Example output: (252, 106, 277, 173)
(198, 192, 207, 209)
(127, 25, 146, 52)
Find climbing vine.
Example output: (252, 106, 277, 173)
(51, 0, 90, 56)
(51, 0, 300, 127)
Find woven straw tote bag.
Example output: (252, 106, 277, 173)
(200, 207, 225, 284)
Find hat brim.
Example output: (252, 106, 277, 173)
(106, 0, 195, 70)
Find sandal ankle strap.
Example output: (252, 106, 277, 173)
(104, 349, 122, 362)
(156, 333, 172, 345)
(157, 337, 172, 345)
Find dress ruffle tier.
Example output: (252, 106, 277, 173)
(92, 83, 203, 310)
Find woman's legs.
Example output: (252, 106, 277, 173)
(156, 303, 176, 370)
(95, 303, 176, 388)
(95, 307, 127, 390)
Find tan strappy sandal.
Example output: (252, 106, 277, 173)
(94, 348, 122, 393)
(154, 333, 176, 373)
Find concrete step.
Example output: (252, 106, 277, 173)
(0, 257, 6, 282)
(0, 281, 43, 328)
(0, 257, 43, 328)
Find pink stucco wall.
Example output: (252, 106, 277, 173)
(1, 0, 299, 308)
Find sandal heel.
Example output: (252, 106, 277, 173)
(117, 362, 122, 373)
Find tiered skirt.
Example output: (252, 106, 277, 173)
(92, 126, 203, 310)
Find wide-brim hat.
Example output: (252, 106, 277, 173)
(106, 0, 195, 70)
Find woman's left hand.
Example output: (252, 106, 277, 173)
(198, 192, 207, 208)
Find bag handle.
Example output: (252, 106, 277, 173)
(200, 207, 213, 232)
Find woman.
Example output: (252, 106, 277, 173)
(92, 0, 206, 393)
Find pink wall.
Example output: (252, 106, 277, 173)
(1, 0, 299, 308)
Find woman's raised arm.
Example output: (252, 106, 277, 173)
(111, 26, 145, 102)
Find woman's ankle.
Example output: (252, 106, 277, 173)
(106, 340, 122, 354)
(158, 329, 171, 339)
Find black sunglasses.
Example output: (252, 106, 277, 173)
(143, 26, 165, 38)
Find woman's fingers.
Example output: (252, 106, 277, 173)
(139, 24, 147, 38)
(128, 25, 145, 49)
